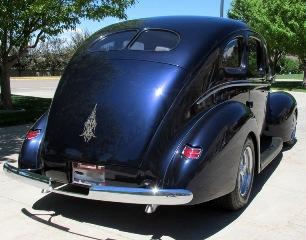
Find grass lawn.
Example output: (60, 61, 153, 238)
(276, 74, 303, 80)
(272, 81, 306, 92)
(0, 95, 52, 127)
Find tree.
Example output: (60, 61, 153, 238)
(283, 0, 306, 85)
(38, 38, 70, 75)
(13, 54, 32, 76)
(0, 0, 135, 109)
(26, 46, 46, 74)
(228, 0, 306, 84)
(68, 29, 91, 57)
(279, 56, 302, 75)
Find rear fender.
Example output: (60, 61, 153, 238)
(163, 101, 259, 204)
(264, 91, 297, 142)
(18, 112, 48, 169)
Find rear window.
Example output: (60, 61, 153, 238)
(89, 30, 137, 52)
(129, 30, 179, 51)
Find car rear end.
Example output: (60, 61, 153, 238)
(4, 17, 247, 210)
(3, 25, 194, 211)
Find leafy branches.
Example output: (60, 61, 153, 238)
(228, 0, 306, 80)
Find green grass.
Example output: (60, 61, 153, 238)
(276, 74, 303, 80)
(272, 81, 306, 92)
(0, 95, 52, 126)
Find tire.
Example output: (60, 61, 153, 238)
(284, 112, 297, 146)
(217, 137, 255, 210)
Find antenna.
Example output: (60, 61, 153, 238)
(220, 0, 224, 17)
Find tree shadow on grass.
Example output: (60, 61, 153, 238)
(29, 152, 283, 240)
(272, 81, 306, 92)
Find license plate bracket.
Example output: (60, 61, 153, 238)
(72, 162, 105, 186)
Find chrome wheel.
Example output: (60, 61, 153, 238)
(238, 146, 253, 197)
(217, 137, 254, 210)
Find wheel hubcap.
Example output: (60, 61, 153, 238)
(238, 146, 253, 197)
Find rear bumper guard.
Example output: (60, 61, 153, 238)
(3, 162, 193, 205)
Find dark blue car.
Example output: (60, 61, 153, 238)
(4, 16, 297, 213)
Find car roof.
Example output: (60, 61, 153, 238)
(86, 16, 250, 70)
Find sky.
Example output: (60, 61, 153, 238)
(77, 0, 233, 34)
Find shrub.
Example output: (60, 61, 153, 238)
(279, 57, 302, 74)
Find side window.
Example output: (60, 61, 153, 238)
(222, 38, 244, 68)
(248, 37, 264, 78)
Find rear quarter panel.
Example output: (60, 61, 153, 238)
(18, 112, 48, 169)
(162, 101, 259, 204)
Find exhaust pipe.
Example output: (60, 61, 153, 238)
(145, 204, 158, 214)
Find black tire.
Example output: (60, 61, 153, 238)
(217, 137, 255, 210)
(284, 112, 297, 146)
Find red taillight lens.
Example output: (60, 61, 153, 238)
(25, 129, 41, 140)
(182, 145, 202, 159)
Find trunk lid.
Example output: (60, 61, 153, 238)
(42, 53, 186, 168)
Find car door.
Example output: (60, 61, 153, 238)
(247, 33, 269, 134)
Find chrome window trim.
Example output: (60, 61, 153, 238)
(196, 81, 270, 105)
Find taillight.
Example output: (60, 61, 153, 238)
(25, 129, 41, 140)
(181, 145, 202, 159)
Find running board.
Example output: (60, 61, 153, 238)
(260, 137, 283, 171)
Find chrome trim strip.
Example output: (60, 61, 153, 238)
(3, 162, 51, 189)
(3, 162, 193, 205)
(196, 81, 270, 105)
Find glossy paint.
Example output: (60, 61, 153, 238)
(18, 16, 297, 205)
(264, 91, 297, 142)
(43, 59, 187, 168)
(161, 101, 259, 204)
(18, 113, 48, 170)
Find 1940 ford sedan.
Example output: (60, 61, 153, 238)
(4, 16, 297, 213)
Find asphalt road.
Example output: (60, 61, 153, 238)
(0, 91, 306, 240)
(11, 79, 59, 98)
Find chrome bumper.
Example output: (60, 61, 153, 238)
(3, 162, 193, 205)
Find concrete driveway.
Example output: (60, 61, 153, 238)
(0, 92, 306, 240)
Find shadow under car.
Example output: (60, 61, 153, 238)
(24, 152, 284, 240)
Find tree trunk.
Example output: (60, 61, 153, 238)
(270, 50, 283, 75)
(303, 62, 306, 87)
(271, 59, 278, 75)
(0, 64, 13, 109)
